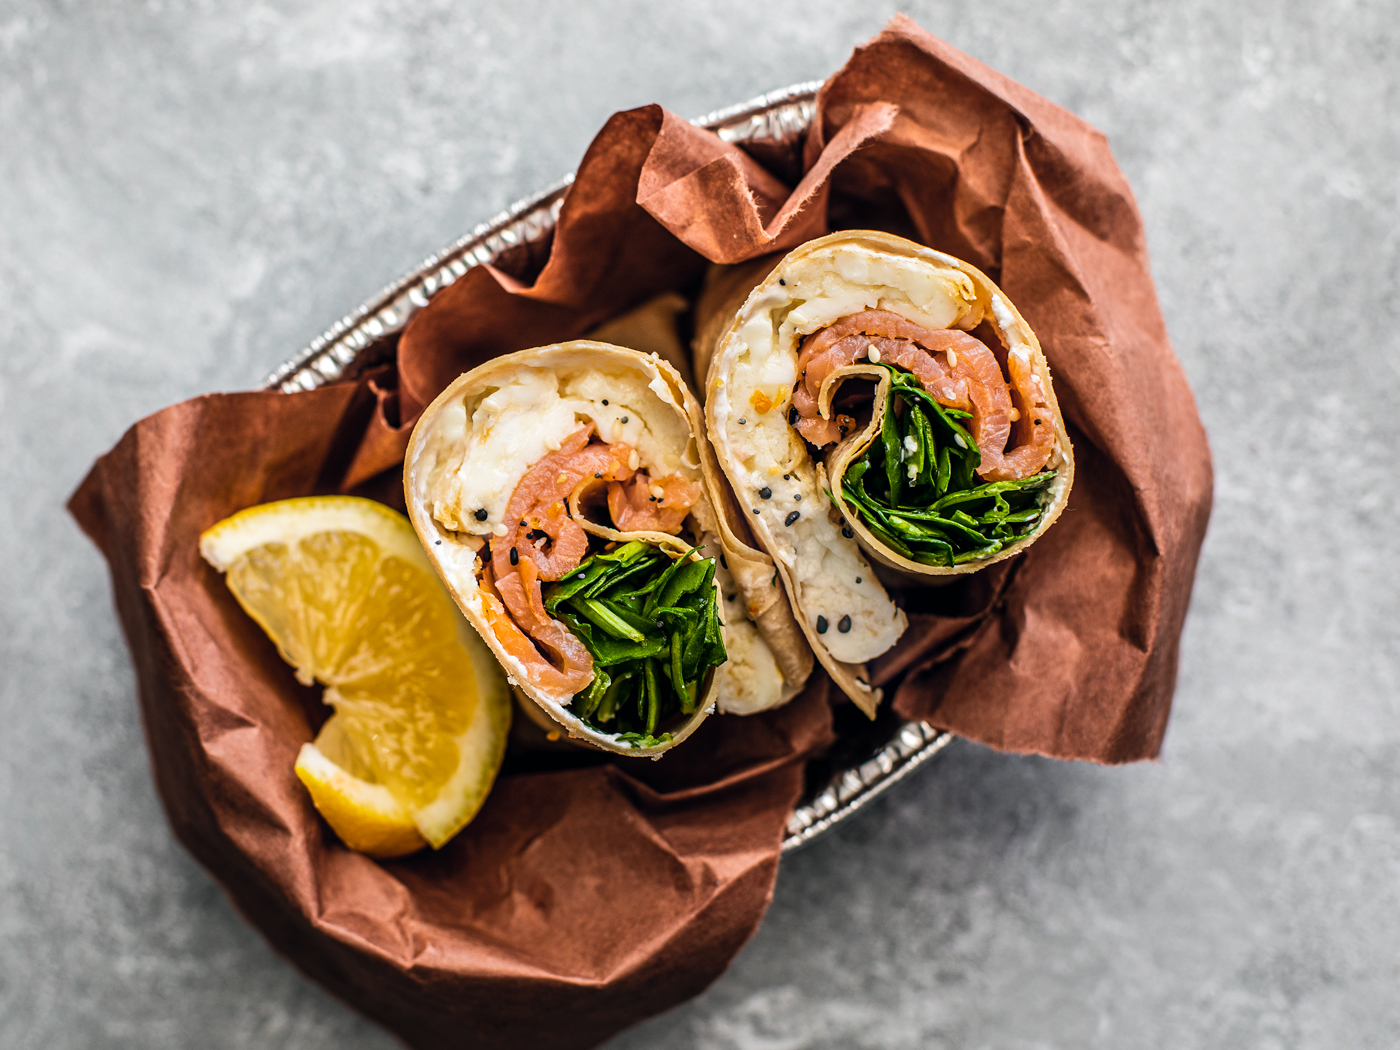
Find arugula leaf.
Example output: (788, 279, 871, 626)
(576, 669, 611, 721)
(881, 390, 904, 506)
(836, 365, 1056, 562)
(574, 599, 647, 642)
(547, 542, 726, 741)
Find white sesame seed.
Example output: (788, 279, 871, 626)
(491, 522, 508, 536)
(867, 345, 881, 364)
(947, 349, 958, 368)
(903, 434, 918, 453)
(954, 434, 967, 449)
(1009, 407, 1021, 422)
(650, 484, 665, 499)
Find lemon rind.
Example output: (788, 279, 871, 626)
(294, 741, 427, 859)
(199, 496, 430, 573)
(410, 654, 512, 848)
(201, 495, 513, 855)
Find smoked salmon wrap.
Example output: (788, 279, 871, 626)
(696, 231, 1075, 715)
(404, 342, 812, 757)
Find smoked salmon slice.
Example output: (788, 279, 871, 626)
(607, 472, 702, 535)
(479, 562, 594, 697)
(791, 309, 1054, 481)
(489, 424, 635, 584)
(483, 422, 702, 699)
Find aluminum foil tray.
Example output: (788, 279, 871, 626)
(264, 80, 953, 853)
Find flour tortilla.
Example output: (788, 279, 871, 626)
(695, 231, 1074, 713)
(404, 342, 811, 756)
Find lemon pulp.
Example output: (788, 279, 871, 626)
(201, 497, 510, 854)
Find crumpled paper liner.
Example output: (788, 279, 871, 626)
(69, 15, 1210, 1050)
(70, 384, 834, 1050)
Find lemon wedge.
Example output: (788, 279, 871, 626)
(200, 496, 510, 855)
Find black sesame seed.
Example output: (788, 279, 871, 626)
(594, 472, 602, 479)
(816, 615, 829, 634)
(855, 576, 861, 584)
(738, 418, 746, 425)
(783, 474, 790, 480)
(435, 539, 442, 545)
(509, 547, 519, 566)
(785, 511, 800, 526)
(837, 615, 852, 633)
(649, 495, 657, 501)
(601, 399, 609, 405)
(842, 526, 854, 538)
(726, 593, 736, 602)
(621, 415, 629, 423)
(474, 508, 488, 521)
(793, 493, 801, 501)
(1034, 418, 1042, 425)
(779, 277, 786, 285)
(788, 406, 798, 424)
(759, 487, 772, 500)
(753, 508, 761, 515)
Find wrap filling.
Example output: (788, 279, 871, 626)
(794, 309, 1058, 566)
(429, 367, 726, 746)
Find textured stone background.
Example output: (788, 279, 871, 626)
(3, 2, 1398, 1047)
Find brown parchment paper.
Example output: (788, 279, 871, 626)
(70, 15, 1210, 1050)
(70, 384, 835, 1050)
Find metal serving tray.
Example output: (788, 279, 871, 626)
(264, 81, 952, 853)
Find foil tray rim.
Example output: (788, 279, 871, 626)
(264, 79, 952, 853)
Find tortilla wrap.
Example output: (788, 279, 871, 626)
(696, 231, 1074, 714)
(404, 342, 812, 756)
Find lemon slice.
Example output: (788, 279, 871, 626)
(200, 496, 510, 855)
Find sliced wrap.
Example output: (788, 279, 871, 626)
(584, 298, 814, 716)
(404, 342, 812, 757)
(698, 231, 1074, 715)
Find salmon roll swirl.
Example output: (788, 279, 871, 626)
(696, 231, 1074, 715)
(405, 342, 812, 757)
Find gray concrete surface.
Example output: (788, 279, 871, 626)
(3, 2, 1398, 1047)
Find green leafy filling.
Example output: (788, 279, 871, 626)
(543, 540, 727, 746)
(838, 365, 1056, 567)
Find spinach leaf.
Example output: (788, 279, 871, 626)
(836, 364, 1056, 562)
(546, 542, 727, 743)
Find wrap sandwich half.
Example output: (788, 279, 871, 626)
(404, 341, 812, 757)
(697, 231, 1075, 715)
